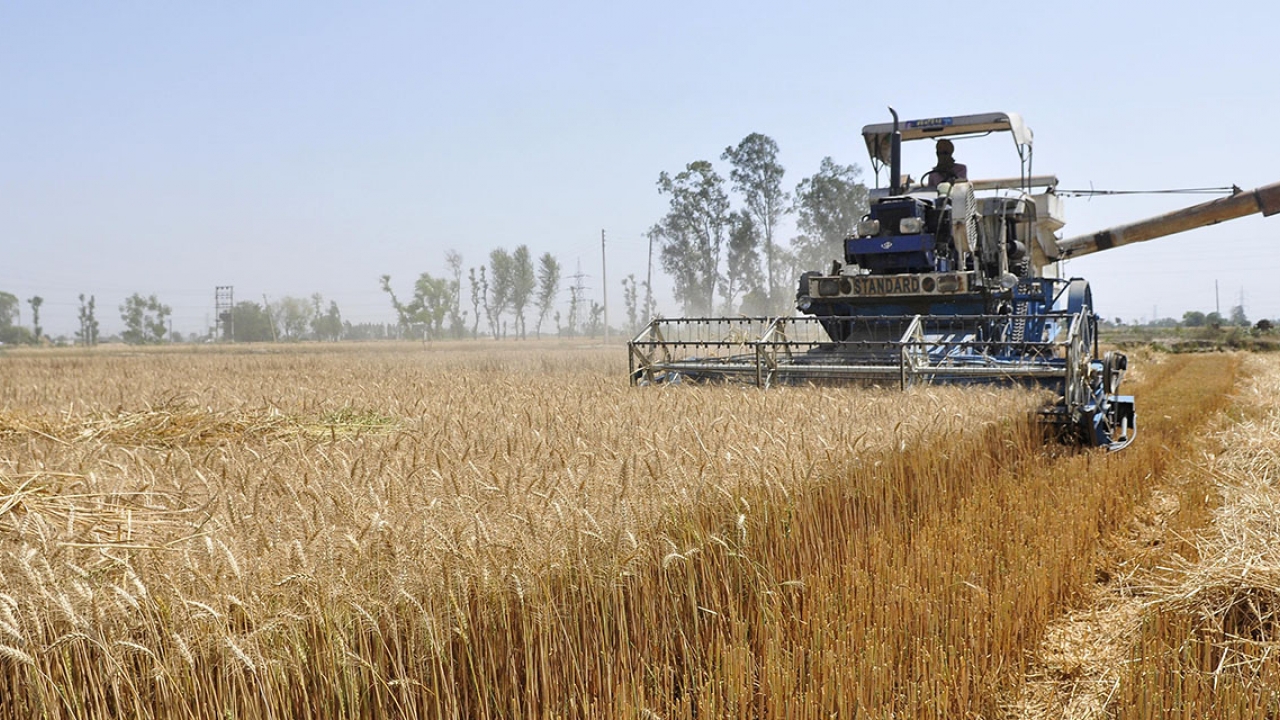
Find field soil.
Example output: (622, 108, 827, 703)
(0, 342, 1277, 718)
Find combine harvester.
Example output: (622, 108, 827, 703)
(629, 110, 1280, 451)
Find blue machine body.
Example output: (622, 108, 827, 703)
(793, 186, 1136, 450)
(845, 197, 945, 274)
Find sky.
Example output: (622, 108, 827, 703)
(4, 1, 1280, 339)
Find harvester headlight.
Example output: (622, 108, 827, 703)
(856, 219, 880, 237)
(898, 217, 925, 234)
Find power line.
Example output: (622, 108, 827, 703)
(1056, 185, 1238, 198)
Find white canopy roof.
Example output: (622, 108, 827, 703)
(861, 112, 1033, 166)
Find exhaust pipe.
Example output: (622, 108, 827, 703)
(889, 107, 902, 196)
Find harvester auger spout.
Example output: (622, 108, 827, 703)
(1056, 181, 1280, 259)
(630, 110, 1277, 451)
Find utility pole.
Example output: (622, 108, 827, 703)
(263, 293, 278, 342)
(645, 231, 654, 325)
(601, 229, 609, 343)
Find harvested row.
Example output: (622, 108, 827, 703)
(1113, 353, 1280, 718)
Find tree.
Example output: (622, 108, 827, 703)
(270, 296, 314, 341)
(381, 274, 453, 340)
(445, 250, 467, 338)
(310, 294, 343, 341)
(535, 252, 561, 338)
(119, 294, 171, 344)
(342, 321, 393, 341)
(414, 274, 454, 339)
(622, 274, 639, 334)
(27, 296, 43, 342)
(229, 301, 275, 342)
(640, 277, 657, 325)
(650, 216, 699, 316)
(722, 211, 764, 313)
(468, 267, 484, 338)
(0, 291, 33, 345)
(585, 301, 604, 337)
(566, 279, 582, 336)
(76, 294, 100, 347)
(1230, 304, 1249, 327)
(1228, 302, 1249, 325)
(382, 275, 415, 334)
(655, 160, 730, 315)
(321, 301, 343, 340)
(487, 249, 515, 339)
(510, 245, 536, 339)
(1182, 310, 1207, 327)
(723, 133, 787, 306)
(793, 157, 871, 274)
(0, 292, 18, 328)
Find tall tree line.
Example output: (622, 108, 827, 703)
(382, 246, 564, 341)
(0, 292, 59, 346)
(212, 293, 347, 343)
(650, 133, 870, 316)
(0, 289, 357, 346)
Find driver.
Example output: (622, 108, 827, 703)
(925, 139, 967, 187)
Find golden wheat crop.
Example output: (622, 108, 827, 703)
(0, 342, 1258, 718)
(0, 342, 1036, 718)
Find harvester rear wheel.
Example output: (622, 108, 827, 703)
(1103, 351, 1127, 395)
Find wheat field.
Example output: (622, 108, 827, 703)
(0, 341, 1274, 718)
